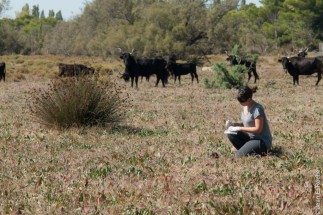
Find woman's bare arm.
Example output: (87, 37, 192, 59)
(239, 116, 264, 134)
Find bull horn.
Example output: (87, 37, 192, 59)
(225, 50, 229, 56)
(117, 47, 122, 53)
(305, 47, 308, 52)
(130, 48, 135, 55)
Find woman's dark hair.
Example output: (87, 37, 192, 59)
(237, 86, 257, 102)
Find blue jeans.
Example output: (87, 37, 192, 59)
(226, 131, 268, 157)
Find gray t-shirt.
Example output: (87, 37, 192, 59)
(241, 102, 272, 148)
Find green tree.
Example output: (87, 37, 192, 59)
(39, 0, 323, 57)
(18, 3, 30, 17)
(259, 0, 284, 49)
(55, 10, 63, 20)
(32, 5, 39, 18)
(207, 0, 244, 52)
(48, 10, 55, 18)
(43, 0, 240, 57)
(228, 4, 269, 53)
(0, 0, 10, 16)
(311, 0, 323, 36)
(204, 63, 245, 89)
(260, 0, 318, 50)
(11, 15, 59, 54)
(213, 0, 221, 4)
(0, 19, 23, 54)
(43, 21, 79, 55)
(40, 10, 45, 18)
(282, 0, 323, 40)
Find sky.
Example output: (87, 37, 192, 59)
(3, 0, 261, 20)
(248, 0, 261, 6)
(3, 0, 93, 20)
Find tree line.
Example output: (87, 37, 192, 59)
(17, 3, 63, 20)
(0, 0, 322, 58)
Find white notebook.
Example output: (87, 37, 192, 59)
(224, 130, 237, 135)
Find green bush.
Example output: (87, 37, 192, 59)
(204, 63, 246, 89)
(27, 76, 129, 129)
(203, 78, 216, 89)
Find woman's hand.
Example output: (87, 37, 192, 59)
(228, 126, 240, 132)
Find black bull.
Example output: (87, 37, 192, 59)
(279, 56, 323, 85)
(165, 62, 198, 84)
(120, 53, 169, 87)
(58, 63, 95, 77)
(0, 62, 6, 82)
(226, 55, 259, 83)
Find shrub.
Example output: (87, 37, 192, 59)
(27, 76, 130, 129)
(203, 78, 216, 89)
(204, 63, 246, 89)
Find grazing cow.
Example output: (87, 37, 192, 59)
(0, 62, 6, 82)
(165, 61, 198, 84)
(58, 63, 95, 77)
(120, 51, 169, 88)
(226, 52, 259, 83)
(278, 56, 322, 85)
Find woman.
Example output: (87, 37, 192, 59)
(225, 86, 272, 157)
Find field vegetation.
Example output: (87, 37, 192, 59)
(0, 54, 322, 214)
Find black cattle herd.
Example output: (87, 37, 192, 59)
(119, 49, 200, 87)
(119, 50, 170, 87)
(0, 48, 322, 86)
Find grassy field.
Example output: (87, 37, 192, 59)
(0, 54, 322, 214)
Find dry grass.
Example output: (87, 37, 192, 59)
(0, 54, 322, 214)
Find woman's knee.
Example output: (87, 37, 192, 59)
(235, 140, 267, 157)
(226, 133, 236, 140)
